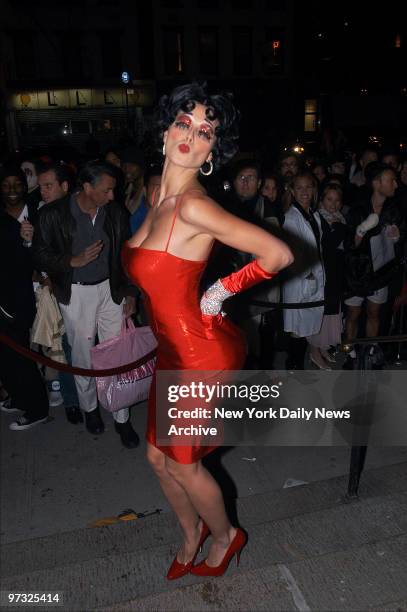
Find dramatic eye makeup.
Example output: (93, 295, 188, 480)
(173, 113, 214, 141)
(174, 114, 191, 129)
(198, 126, 213, 141)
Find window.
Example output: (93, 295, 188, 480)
(263, 28, 285, 74)
(19, 0, 81, 5)
(58, 32, 84, 79)
(12, 31, 36, 79)
(99, 31, 122, 78)
(20, 122, 68, 140)
(71, 121, 91, 135)
(232, 27, 252, 75)
(162, 27, 184, 75)
(92, 118, 127, 134)
(160, 0, 184, 7)
(197, 0, 219, 7)
(263, 0, 287, 10)
(231, 0, 253, 8)
(304, 99, 317, 132)
(199, 28, 219, 75)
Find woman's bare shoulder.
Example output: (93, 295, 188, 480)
(179, 190, 223, 224)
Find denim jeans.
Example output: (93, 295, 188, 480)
(59, 334, 79, 407)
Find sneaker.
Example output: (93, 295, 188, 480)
(48, 380, 63, 407)
(0, 398, 23, 414)
(49, 390, 64, 407)
(9, 414, 49, 431)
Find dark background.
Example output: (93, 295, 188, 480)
(0, 0, 405, 161)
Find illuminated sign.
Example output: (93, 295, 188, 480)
(8, 84, 155, 110)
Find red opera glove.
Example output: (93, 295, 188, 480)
(221, 258, 276, 293)
(200, 259, 276, 315)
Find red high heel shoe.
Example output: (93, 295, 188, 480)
(190, 528, 247, 577)
(166, 521, 210, 580)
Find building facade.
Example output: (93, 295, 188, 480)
(1, 0, 298, 157)
(0, 0, 154, 153)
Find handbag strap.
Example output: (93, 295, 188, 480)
(122, 316, 136, 333)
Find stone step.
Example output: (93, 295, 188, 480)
(2, 460, 406, 579)
(102, 533, 407, 611)
(1, 469, 406, 611)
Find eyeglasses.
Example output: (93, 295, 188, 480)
(236, 174, 257, 183)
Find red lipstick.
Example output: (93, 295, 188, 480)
(178, 144, 190, 153)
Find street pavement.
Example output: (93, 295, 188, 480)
(1, 351, 407, 610)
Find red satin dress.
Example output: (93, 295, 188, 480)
(121, 194, 246, 464)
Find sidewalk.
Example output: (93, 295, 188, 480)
(1, 356, 407, 610)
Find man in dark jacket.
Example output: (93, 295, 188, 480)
(33, 161, 139, 448)
(213, 159, 282, 367)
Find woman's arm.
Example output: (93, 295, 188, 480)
(180, 194, 293, 273)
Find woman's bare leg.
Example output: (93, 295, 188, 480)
(146, 443, 201, 563)
(366, 300, 381, 338)
(165, 457, 236, 567)
(345, 305, 362, 342)
(309, 344, 329, 368)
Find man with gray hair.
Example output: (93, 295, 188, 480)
(33, 161, 139, 447)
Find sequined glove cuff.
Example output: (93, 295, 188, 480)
(200, 279, 234, 315)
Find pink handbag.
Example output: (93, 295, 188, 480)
(90, 318, 157, 412)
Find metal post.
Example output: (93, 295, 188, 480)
(345, 343, 379, 498)
(347, 445, 368, 498)
(395, 261, 406, 366)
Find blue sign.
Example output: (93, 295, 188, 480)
(121, 71, 130, 84)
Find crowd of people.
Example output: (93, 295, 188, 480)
(208, 147, 406, 370)
(0, 82, 406, 580)
(1, 125, 406, 440)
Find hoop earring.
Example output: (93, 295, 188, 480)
(162, 142, 166, 156)
(200, 159, 213, 176)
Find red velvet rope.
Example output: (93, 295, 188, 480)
(0, 332, 156, 377)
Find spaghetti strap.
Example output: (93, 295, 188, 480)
(164, 198, 180, 252)
(164, 189, 204, 253)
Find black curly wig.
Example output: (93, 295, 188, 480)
(156, 82, 240, 171)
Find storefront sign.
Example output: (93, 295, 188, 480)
(9, 83, 154, 110)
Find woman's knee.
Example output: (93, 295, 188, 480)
(165, 458, 199, 484)
(146, 444, 167, 476)
(367, 302, 381, 321)
(346, 306, 361, 322)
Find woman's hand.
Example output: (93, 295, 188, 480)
(200, 279, 233, 315)
(123, 296, 136, 318)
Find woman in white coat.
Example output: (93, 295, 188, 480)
(282, 172, 326, 369)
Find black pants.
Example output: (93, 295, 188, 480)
(286, 335, 308, 369)
(0, 324, 49, 419)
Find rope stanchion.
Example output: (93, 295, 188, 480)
(2, 293, 405, 376)
(0, 332, 156, 377)
(251, 299, 325, 310)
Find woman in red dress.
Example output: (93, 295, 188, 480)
(122, 83, 293, 578)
